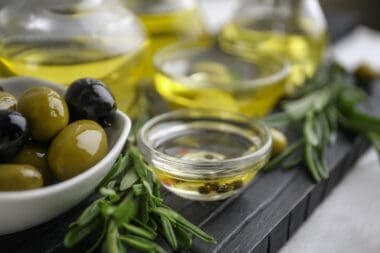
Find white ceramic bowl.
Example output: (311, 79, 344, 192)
(0, 77, 131, 235)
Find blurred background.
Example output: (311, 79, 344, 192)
(0, 0, 379, 30)
(199, 0, 380, 32)
(0, 0, 378, 116)
(321, 0, 380, 29)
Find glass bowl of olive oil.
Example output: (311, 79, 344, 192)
(154, 41, 290, 117)
(137, 109, 272, 201)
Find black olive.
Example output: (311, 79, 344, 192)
(65, 78, 117, 127)
(0, 110, 28, 162)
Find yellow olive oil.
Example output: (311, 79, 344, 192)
(124, 0, 208, 75)
(219, 18, 327, 93)
(154, 46, 288, 117)
(0, 41, 149, 113)
(138, 6, 207, 54)
(154, 168, 258, 201)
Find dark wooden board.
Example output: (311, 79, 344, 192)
(0, 133, 370, 253)
(0, 14, 374, 253)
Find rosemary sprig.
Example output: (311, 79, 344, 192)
(263, 63, 380, 182)
(64, 146, 216, 252)
(64, 86, 216, 252)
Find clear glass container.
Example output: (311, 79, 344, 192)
(0, 0, 149, 112)
(219, 0, 328, 94)
(154, 41, 289, 117)
(124, 0, 207, 53)
(123, 0, 208, 75)
(137, 109, 272, 201)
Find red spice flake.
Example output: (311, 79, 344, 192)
(179, 148, 189, 154)
(161, 178, 175, 186)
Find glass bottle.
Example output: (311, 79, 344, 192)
(0, 0, 149, 112)
(123, 0, 208, 58)
(219, 0, 328, 93)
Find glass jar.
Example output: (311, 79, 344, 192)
(123, 0, 208, 69)
(0, 0, 149, 112)
(219, 0, 328, 94)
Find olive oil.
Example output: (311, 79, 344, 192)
(219, 18, 327, 92)
(138, 7, 207, 54)
(154, 45, 288, 117)
(150, 121, 266, 201)
(0, 41, 149, 113)
(124, 0, 207, 75)
(155, 168, 258, 201)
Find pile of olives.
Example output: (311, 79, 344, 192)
(0, 78, 117, 191)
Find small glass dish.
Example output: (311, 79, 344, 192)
(137, 109, 272, 201)
(153, 40, 290, 117)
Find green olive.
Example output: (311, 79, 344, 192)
(48, 120, 108, 180)
(270, 128, 288, 157)
(0, 91, 17, 110)
(13, 142, 54, 185)
(0, 164, 43, 191)
(18, 86, 69, 141)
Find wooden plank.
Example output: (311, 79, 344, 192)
(288, 197, 308, 238)
(268, 216, 290, 253)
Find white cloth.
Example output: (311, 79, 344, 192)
(199, 2, 380, 253)
(332, 26, 380, 72)
(280, 149, 380, 253)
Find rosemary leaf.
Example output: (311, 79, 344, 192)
(120, 167, 139, 191)
(113, 192, 139, 225)
(305, 144, 321, 182)
(64, 217, 103, 248)
(304, 112, 319, 147)
(98, 154, 130, 189)
(104, 221, 120, 253)
(367, 132, 380, 157)
(76, 199, 102, 227)
(159, 214, 178, 250)
(119, 235, 167, 253)
(122, 223, 157, 240)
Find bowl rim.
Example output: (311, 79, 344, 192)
(153, 40, 291, 90)
(0, 77, 131, 199)
(137, 109, 272, 177)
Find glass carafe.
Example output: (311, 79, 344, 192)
(0, 0, 149, 112)
(219, 0, 328, 93)
(123, 0, 208, 55)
